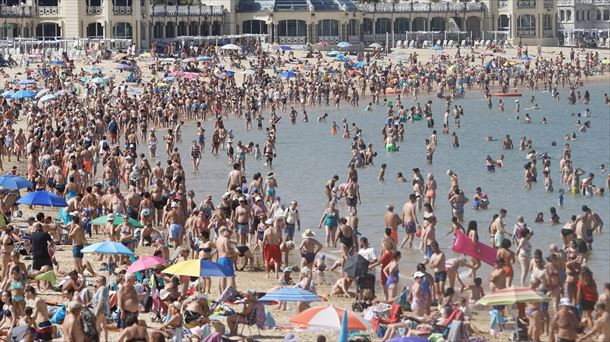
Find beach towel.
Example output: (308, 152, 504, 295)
(452, 230, 496, 266)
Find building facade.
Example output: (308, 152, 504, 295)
(0, 0, 607, 48)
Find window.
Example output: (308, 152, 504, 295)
(113, 22, 132, 39)
(278, 20, 306, 37)
(317, 19, 338, 36)
(375, 18, 391, 34)
(566, 10, 571, 21)
(362, 18, 373, 34)
(517, 14, 535, 30)
(394, 18, 408, 33)
(560, 10, 565, 22)
(347, 19, 358, 36)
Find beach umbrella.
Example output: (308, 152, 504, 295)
(220, 43, 241, 51)
(127, 256, 167, 274)
(0, 90, 14, 98)
(163, 76, 175, 83)
(280, 71, 296, 78)
(183, 72, 200, 79)
(354, 62, 367, 69)
(90, 77, 108, 85)
(520, 55, 531, 61)
(242, 69, 256, 76)
(90, 215, 143, 227)
(388, 337, 429, 342)
(181, 57, 196, 63)
(50, 60, 64, 65)
(343, 254, 369, 278)
(318, 41, 330, 47)
(215, 72, 226, 79)
(335, 55, 348, 61)
(17, 79, 36, 85)
(115, 63, 133, 70)
(81, 241, 134, 256)
(369, 43, 382, 48)
(277, 45, 292, 51)
(114, 53, 128, 61)
(289, 305, 370, 331)
(39, 93, 59, 103)
(348, 70, 362, 76)
(477, 287, 550, 306)
(162, 259, 231, 277)
(327, 50, 341, 56)
(34, 88, 50, 99)
(84, 66, 103, 74)
(197, 56, 213, 62)
(431, 45, 443, 51)
(16, 190, 67, 207)
(226, 71, 235, 77)
(171, 70, 185, 77)
(337, 41, 351, 48)
(338, 309, 349, 342)
(0, 174, 32, 190)
(259, 288, 321, 303)
(11, 89, 36, 99)
(157, 82, 169, 88)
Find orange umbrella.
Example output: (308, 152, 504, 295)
(289, 305, 370, 331)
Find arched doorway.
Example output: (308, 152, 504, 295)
(0, 23, 20, 39)
(112, 22, 132, 39)
(153, 22, 163, 39)
(347, 19, 359, 36)
(35, 22, 61, 39)
(375, 18, 391, 34)
(394, 18, 409, 33)
(362, 18, 373, 35)
(430, 17, 445, 31)
(86, 22, 104, 38)
(177, 21, 187, 36)
(465, 16, 481, 39)
(165, 22, 176, 38)
(317, 19, 339, 37)
(412, 17, 427, 31)
(190, 22, 199, 36)
(498, 14, 509, 31)
(211, 21, 221, 35)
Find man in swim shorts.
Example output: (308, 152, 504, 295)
(165, 201, 185, 248)
(263, 217, 283, 278)
(216, 227, 236, 292)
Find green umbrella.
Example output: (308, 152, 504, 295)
(90, 215, 143, 227)
(35, 270, 57, 286)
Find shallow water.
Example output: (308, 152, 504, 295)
(154, 82, 610, 285)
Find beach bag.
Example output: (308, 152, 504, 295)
(50, 305, 66, 324)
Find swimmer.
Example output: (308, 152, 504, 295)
(396, 172, 407, 183)
(318, 113, 328, 123)
(484, 136, 497, 142)
(600, 164, 606, 173)
(378, 164, 387, 182)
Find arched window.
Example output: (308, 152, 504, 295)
(277, 20, 306, 37)
(177, 21, 187, 36)
(566, 10, 572, 21)
(113, 22, 132, 39)
(153, 22, 163, 39)
(86, 22, 103, 38)
(347, 19, 358, 36)
(317, 19, 339, 36)
(375, 18, 391, 34)
(362, 18, 373, 34)
(165, 22, 175, 38)
(394, 18, 409, 33)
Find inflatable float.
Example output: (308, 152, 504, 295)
(492, 93, 522, 97)
(452, 230, 496, 266)
(386, 88, 401, 94)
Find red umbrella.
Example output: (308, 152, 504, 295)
(289, 305, 370, 330)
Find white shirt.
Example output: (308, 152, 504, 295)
(358, 247, 377, 262)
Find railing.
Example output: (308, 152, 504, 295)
(498, 0, 508, 9)
(86, 6, 102, 15)
(0, 5, 32, 16)
(517, 29, 536, 38)
(113, 6, 132, 15)
(278, 36, 306, 44)
(543, 29, 553, 37)
(347, 35, 359, 44)
(517, 0, 536, 9)
(358, 2, 485, 13)
(318, 35, 339, 43)
(150, 5, 224, 16)
(543, 0, 553, 9)
(37, 6, 59, 15)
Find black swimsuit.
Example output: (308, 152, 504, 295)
(339, 230, 353, 248)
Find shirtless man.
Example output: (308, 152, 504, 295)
(400, 194, 419, 249)
(63, 302, 85, 342)
(233, 197, 250, 245)
(420, 215, 437, 259)
(263, 217, 283, 278)
(183, 293, 210, 327)
(299, 229, 323, 269)
(117, 273, 139, 328)
(68, 215, 86, 274)
(227, 163, 243, 191)
(489, 259, 507, 292)
(216, 227, 236, 292)
(164, 202, 185, 248)
(150, 178, 165, 225)
(427, 241, 446, 300)
(25, 286, 53, 341)
(124, 187, 142, 220)
(117, 317, 149, 342)
(575, 205, 593, 249)
(550, 299, 580, 342)
(384, 204, 402, 246)
(578, 303, 609, 342)
(138, 192, 155, 227)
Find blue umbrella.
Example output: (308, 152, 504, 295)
(259, 288, 322, 303)
(39, 93, 59, 103)
(17, 79, 36, 85)
(335, 55, 348, 60)
(197, 56, 212, 62)
(520, 55, 531, 61)
(115, 63, 133, 70)
(1, 90, 14, 98)
(0, 174, 32, 190)
(163, 259, 232, 277)
(327, 50, 341, 56)
(355, 62, 367, 69)
(90, 77, 108, 85)
(388, 337, 429, 342)
(50, 60, 64, 65)
(339, 309, 349, 342)
(163, 76, 175, 83)
(215, 72, 226, 79)
(16, 190, 68, 207)
(337, 41, 352, 48)
(280, 71, 296, 78)
(81, 241, 134, 256)
(226, 70, 235, 77)
(84, 66, 103, 74)
(431, 45, 443, 51)
(277, 45, 292, 51)
(11, 89, 36, 99)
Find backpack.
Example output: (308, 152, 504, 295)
(80, 308, 100, 342)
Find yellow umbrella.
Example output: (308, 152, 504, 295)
(157, 82, 169, 87)
(602, 59, 610, 65)
(162, 259, 232, 277)
(35, 270, 57, 286)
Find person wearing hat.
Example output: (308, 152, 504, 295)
(227, 290, 258, 336)
(62, 301, 85, 341)
(299, 229, 323, 269)
(549, 298, 580, 342)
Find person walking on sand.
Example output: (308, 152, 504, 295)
(318, 201, 339, 247)
(400, 194, 419, 249)
(263, 217, 283, 278)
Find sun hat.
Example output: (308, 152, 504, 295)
(301, 229, 315, 238)
(413, 271, 425, 278)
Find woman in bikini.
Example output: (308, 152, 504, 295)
(424, 173, 437, 209)
(496, 238, 515, 288)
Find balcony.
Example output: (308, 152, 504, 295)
(517, 0, 536, 9)
(359, 2, 485, 13)
(37, 6, 59, 15)
(318, 35, 339, 44)
(150, 5, 224, 16)
(113, 5, 132, 15)
(0, 5, 32, 17)
(543, 0, 553, 9)
(86, 6, 102, 15)
(517, 29, 536, 38)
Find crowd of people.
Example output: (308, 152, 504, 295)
(0, 38, 607, 342)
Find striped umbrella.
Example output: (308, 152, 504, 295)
(259, 287, 321, 303)
(476, 287, 550, 306)
(289, 305, 370, 331)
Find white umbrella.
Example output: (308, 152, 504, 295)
(369, 43, 383, 48)
(220, 44, 241, 51)
(242, 69, 256, 76)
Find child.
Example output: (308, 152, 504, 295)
(543, 170, 554, 192)
(313, 254, 328, 284)
(461, 277, 485, 303)
(396, 172, 407, 183)
(254, 144, 262, 160)
(378, 164, 387, 182)
(558, 188, 565, 206)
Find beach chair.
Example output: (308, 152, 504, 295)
(239, 301, 265, 337)
(409, 41, 415, 48)
(422, 41, 430, 48)
(442, 40, 448, 47)
(396, 40, 402, 49)
(448, 40, 455, 48)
